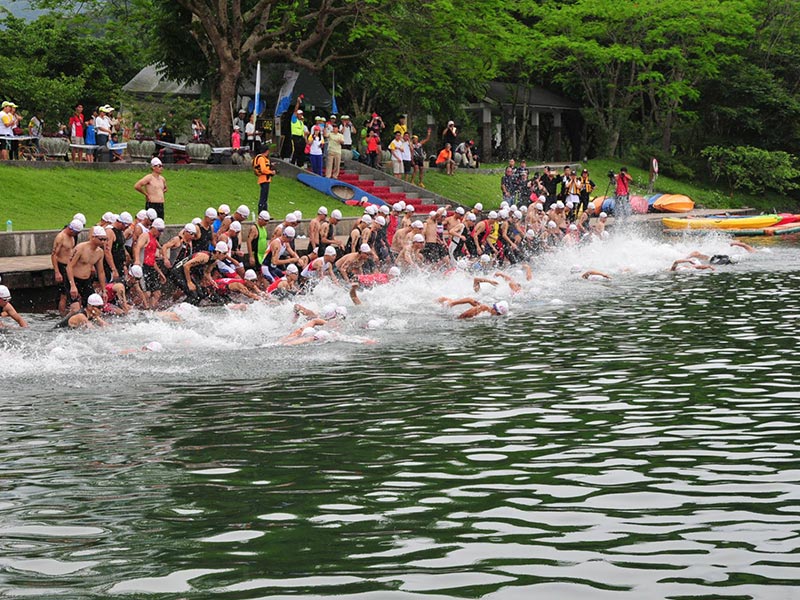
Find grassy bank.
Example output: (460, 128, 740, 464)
(0, 165, 363, 231)
(423, 159, 795, 213)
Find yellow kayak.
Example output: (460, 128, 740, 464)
(654, 194, 695, 213)
(662, 214, 782, 230)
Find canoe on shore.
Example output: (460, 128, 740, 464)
(662, 214, 781, 230)
(654, 194, 695, 213)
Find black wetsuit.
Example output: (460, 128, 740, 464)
(197, 224, 213, 253)
(110, 227, 127, 277)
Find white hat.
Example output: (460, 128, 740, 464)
(379, 205, 390, 215)
(375, 215, 386, 226)
(480, 254, 491, 263)
(365, 205, 377, 215)
(361, 214, 373, 225)
(214, 241, 229, 253)
(293, 210, 302, 219)
(588, 203, 596, 211)
(534, 203, 543, 211)
(599, 212, 608, 218)
(183, 223, 197, 235)
(429, 210, 437, 218)
(143, 341, 163, 352)
(73, 212, 87, 225)
(498, 209, 509, 220)
(136, 209, 147, 221)
(405, 205, 415, 213)
(68, 219, 84, 233)
(547, 220, 557, 229)
(87, 293, 104, 307)
(466, 213, 477, 222)
(488, 211, 498, 219)
(283, 226, 296, 238)
(566, 201, 574, 209)
(118, 211, 133, 225)
(493, 300, 509, 315)
(526, 229, 535, 238)
(285, 264, 299, 275)
(146, 208, 158, 220)
(447, 120, 454, 125)
(285, 213, 298, 223)
(318, 206, 328, 216)
(236, 205, 250, 218)
(359, 243, 371, 253)
(151, 218, 165, 230)
(324, 246, 337, 257)
(218, 204, 231, 214)
(102, 211, 114, 223)
(474, 203, 483, 211)
(150, 157, 162, 167)
(388, 266, 401, 277)
(412, 233, 425, 243)
(0, 285, 10, 300)
(229, 221, 242, 232)
(331, 209, 342, 220)
(411, 220, 424, 229)
(392, 202, 403, 212)
(556, 201, 565, 209)
(568, 223, 578, 231)
(244, 269, 257, 281)
(92, 225, 106, 237)
(538, 195, 547, 203)
(456, 207, 465, 215)
(520, 205, 528, 213)
(258, 210, 271, 221)
(205, 207, 218, 219)
(129, 265, 143, 279)
(513, 210, 523, 220)
(500, 201, 509, 209)
(191, 217, 202, 225)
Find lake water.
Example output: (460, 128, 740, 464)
(1, 230, 799, 598)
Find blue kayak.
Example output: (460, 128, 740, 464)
(297, 173, 388, 207)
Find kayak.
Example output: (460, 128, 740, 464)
(765, 221, 800, 236)
(774, 213, 800, 226)
(297, 173, 388, 207)
(630, 195, 648, 214)
(647, 193, 663, 207)
(662, 214, 782, 230)
(654, 194, 695, 213)
(601, 197, 616, 214)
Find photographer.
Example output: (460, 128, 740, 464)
(611, 167, 633, 218)
(538, 166, 559, 210)
(442, 120, 457, 150)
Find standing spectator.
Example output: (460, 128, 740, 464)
(253, 144, 276, 213)
(613, 167, 633, 218)
(134, 157, 168, 219)
(538, 166, 558, 210)
(340, 115, 356, 154)
(290, 97, 307, 167)
(107, 106, 119, 136)
(0, 101, 15, 160)
(7, 103, 21, 159)
(231, 126, 242, 151)
(368, 113, 385, 167)
(366, 130, 380, 169)
(389, 131, 404, 179)
(68, 103, 85, 162)
(441, 120, 457, 150)
(401, 132, 413, 182)
(28, 111, 44, 138)
(307, 117, 325, 176)
(325, 124, 344, 179)
(191, 118, 206, 142)
(501, 167, 515, 204)
(410, 128, 432, 188)
(578, 169, 595, 215)
(393, 115, 407, 137)
(233, 108, 247, 133)
(245, 113, 260, 153)
(84, 117, 96, 163)
(95, 106, 112, 148)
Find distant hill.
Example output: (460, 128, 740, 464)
(0, 0, 47, 20)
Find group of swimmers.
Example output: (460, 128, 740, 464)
(0, 200, 757, 333)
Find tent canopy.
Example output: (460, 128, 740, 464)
(122, 65, 202, 97)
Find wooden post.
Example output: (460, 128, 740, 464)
(482, 106, 492, 163)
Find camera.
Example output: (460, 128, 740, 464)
(607, 170, 615, 179)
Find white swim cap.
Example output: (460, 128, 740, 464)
(568, 223, 578, 231)
(143, 341, 163, 352)
(474, 203, 483, 210)
(365, 205, 377, 215)
(0, 285, 10, 300)
(102, 211, 114, 223)
(218, 203, 231, 215)
(411, 220, 424, 229)
(191, 217, 202, 225)
(129, 265, 143, 279)
(314, 330, 332, 342)
(466, 213, 477, 221)
(388, 266, 401, 277)
(69, 219, 83, 233)
(205, 207, 217, 219)
(519, 205, 528, 213)
(375, 215, 386, 226)
(480, 254, 491, 263)
(301, 326, 317, 337)
(392, 202, 403, 212)
(152, 218, 166, 230)
(318, 206, 328, 216)
(229, 221, 242, 232)
(412, 233, 425, 243)
(566, 201, 574, 209)
(215, 241, 229, 253)
(359, 243, 371, 253)
(73, 212, 87, 225)
(285, 264, 299, 275)
(514, 210, 523, 220)
(87, 293, 104, 307)
(526, 229, 535, 238)
(258, 210, 271, 221)
(335, 305, 348, 319)
(380, 205, 390, 214)
(92, 225, 106, 237)
(599, 212, 608, 218)
(146, 208, 158, 220)
(322, 304, 336, 319)
(234, 205, 248, 218)
(293, 210, 302, 220)
(500, 201, 509, 209)
(244, 269, 257, 280)
(534, 203, 543, 211)
(285, 213, 298, 223)
(118, 211, 133, 225)
(405, 205, 415, 213)
(429, 210, 437, 218)
(331, 209, 342, 220)
(456, 207, 465, 215)
(548, 221, 557, 229)
(150, 157, 162, 167)
(361, 214, 373, 225)
(488, 211, 498, 219)
(498, 209, 509, 220)
(283, 226, 296, 238)
(588, 203, 596, 211)
(601, 230, 610, 239)
(183, 223, 197, 235)
(556, 201, 565, 209)
(538, 195, 546, 203)
(493, 300, 509, 315)
(324, 246, 337, 257)
(367, 318, 384, 330)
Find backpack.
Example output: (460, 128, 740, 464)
(252, 155, 267, 177)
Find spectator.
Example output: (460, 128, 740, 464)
(191, 118, 206, 142)
(538, 166, 558, 210)
(28, 111, 43, 138)
(441, 120, 457, 150)
(325, 124, 344, 179)
(389, 131, 405, 180)
(84, 117, 96, 163)
(366, 130, 380, 169)
(307, 116, 325, 175)
(231, 125, 241, 151)
(95, 106, 112, 147)
(68, 103, 85, 162)
(245, 113, 259, 153)
(435, 143, 456, 175)
(410, 128, 432, 187)
(455, 140, 478, 168)
(613, 167, 633, 218)
(8, 103, 21, 159)
(290, 97, 307, 167)
(501, 167, 515, 204)
(393, 115, 407, 137)
(233, 108, 247, 133)
(578, 169, 595, 214)
(108, 132, 124, 162)
(401, 132, 413, 182)
(340, 115, 356, 153)
(0, 101, 15, 160)
(253, 144, 276, 213)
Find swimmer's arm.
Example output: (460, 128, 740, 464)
(669, 260, 690, 271)
(581, 270, 611, 279)
(133, 233, 147, 266)
(695, 264, 715, 271)
(688, 251, 710, 260)
(293, 304, 318, 319)
(349, 284, 362, 305)
(447, 297, 480, 308)
(66, 247, 82, 292)
(2, 304, 28, 327)
(94, 253, 108, 295)
(524, 264, 532, 281)
(160, 236, 179, 265)
(473, 277, 498, 292)
(730, 241, 756, 253)
(51, 236, 65, 276)
(103, 236, 118, 280)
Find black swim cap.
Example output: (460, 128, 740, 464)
(710, 254, 732, 265)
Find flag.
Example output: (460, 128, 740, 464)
(331, 68, 339, 115)
(275, 70, 300, 117)
(254, 61, 262, 117)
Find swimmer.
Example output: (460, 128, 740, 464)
(0, 285, 28, 328)
(437, 296, 509, 319)
(581, 270, 612, 280)
(55, 293, 109, 329)
(670, 259, 715, 272)
(66, 226, 109, 311)
(119, 341, 164, 355)
(281, 327, 334, 346)
(494, 270, 525, 293)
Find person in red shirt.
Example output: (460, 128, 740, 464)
(613, 167, 633, 218)
(68, 103, 85, 163)
(366, 130, 380, 169)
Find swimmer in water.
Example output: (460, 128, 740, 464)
(0, 285, 28, 328)
(581, 270, 612, 280)
(437, 296, 509, 319)
(670, 259, 715, 272)
(56, 293, 110, 329)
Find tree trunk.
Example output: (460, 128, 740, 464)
(661, 109, 674, 154)
(607, 128, 620, 157)
(208, 61, 240, 146)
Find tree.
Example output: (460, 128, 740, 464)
(701, 145, 800, 195)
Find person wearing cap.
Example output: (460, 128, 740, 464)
(290, 96, 307, 167)
(612, 166, 634, 219)
(318, 208, 343, 258)
(174, 242, 231, 303)
(578, 169, 596, 216)
(265, 263, 300, 298)
(435, 143, 456, 175)
(67, 103, 85, 163)
(217, 204, 250, 237)
(263, 225, 300, 280)
(252, 144, 276, 213)
(67, 226, 109, 310)
(437, 296, 509, 319)
(231, 124, 242, 151)
(409, 127, 432, 187)
(247, 210, 271, 269)
(388, 131, 405, 180)
(537, 166, 559, 211)
(134, 157, 168, 220)
(272, 212, 297, 243)
(234, 108, 247, 133)
(334, 243, 375, 283)
(55, 293, 109, 329)
(105, 213, 131, 283)
(344, 214, 372, 255)
(198, 207, 217, 252)
(472, 210, 500, 256)
(0, 285, 28, 328)
(396, 232, 426, 267)
(245, 112, 259, 153)
(339, 115, 356, 151)
(455, 140, 478, 169)
(213, 270, 262, 301)
(217, 221, 246, 271)
(308, 207, 328, 254)
(365, 129, 381, 169)
(51, 219, 84, 315)
(324, 122, 344, 179)
(134, 218, 167, 306)
(299, 245, 337, 287)
(441, 120, 458, 150)
(95, 105, 112, 147)
(160, 223, 196, 272)
(307, 116, 325, 175)
(593, 211, 609, 237)
(422, 209, 448, 265)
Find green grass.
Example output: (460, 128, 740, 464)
(0, 165, 364, 231)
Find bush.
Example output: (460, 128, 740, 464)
(701, 145, 800, 195)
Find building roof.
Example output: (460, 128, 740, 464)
(122, 64, 201, 97)
(485, 81, 577, 110)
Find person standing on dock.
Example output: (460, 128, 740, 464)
(51, 219, 84, 316)
(612, 167, 633, 219)
(134, 157, 168, 220)
(252, 144, 276, 213)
